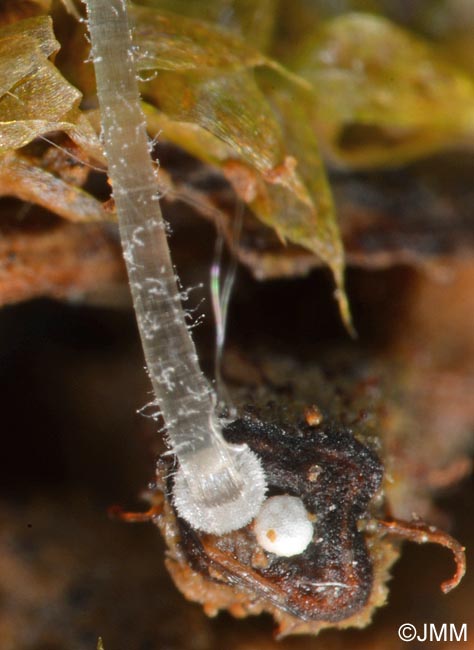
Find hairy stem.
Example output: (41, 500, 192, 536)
(84, 0, 266, 534)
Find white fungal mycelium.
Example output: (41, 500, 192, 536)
(254, 495, 314, 557)
(84, 0, 266, 535)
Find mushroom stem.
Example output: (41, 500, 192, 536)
(83, 0, 266, 534)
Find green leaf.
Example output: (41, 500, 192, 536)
(261, 72, 353, 333)
(290, 13, 474, 168)
(132, 4, 351, 329)
(131, 5, 270, 73)
(133, 0, 278, 51)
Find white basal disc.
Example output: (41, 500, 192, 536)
(172, 444, 267, 535)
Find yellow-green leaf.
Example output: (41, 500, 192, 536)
(133, 0, 278, 52)
(131, 5, 269, 73)
(0, 16, 102, 160)
(290, 13, 474, 168)
(262, 73, 353, 332)
(131, 4, 351, 328)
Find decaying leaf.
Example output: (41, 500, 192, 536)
(130, 5, 271, 73)
(129, 4, 351, 327)
(139, 348, 466, 637)
(0, 149, 110, 224)
(0, 7, 352, 328)
(135, 0, 278, 52)
(0, 0, 52, 24)
(2, 5, 474, 327)
(0, 16, 103, 158)
(0, 205, 124, 306)
(289, 13, 474, 168)
(0, 14, 115, 308)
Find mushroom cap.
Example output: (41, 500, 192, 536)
(254, 495, 314, 557)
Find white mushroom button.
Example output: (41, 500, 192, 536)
(254, 495, 314, 557)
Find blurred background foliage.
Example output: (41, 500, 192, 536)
(2, 0, 474, 320)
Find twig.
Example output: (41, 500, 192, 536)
(376, 517, 466, 593)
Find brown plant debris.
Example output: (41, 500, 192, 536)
(107, 332, 470, 639)
(142, 401, 464, 637)
(0, 207, 124, 305)
(152, 429, 393, 636)
(375, 518, 465, 594)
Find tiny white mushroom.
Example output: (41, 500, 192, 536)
(254, 495, 314, 557)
